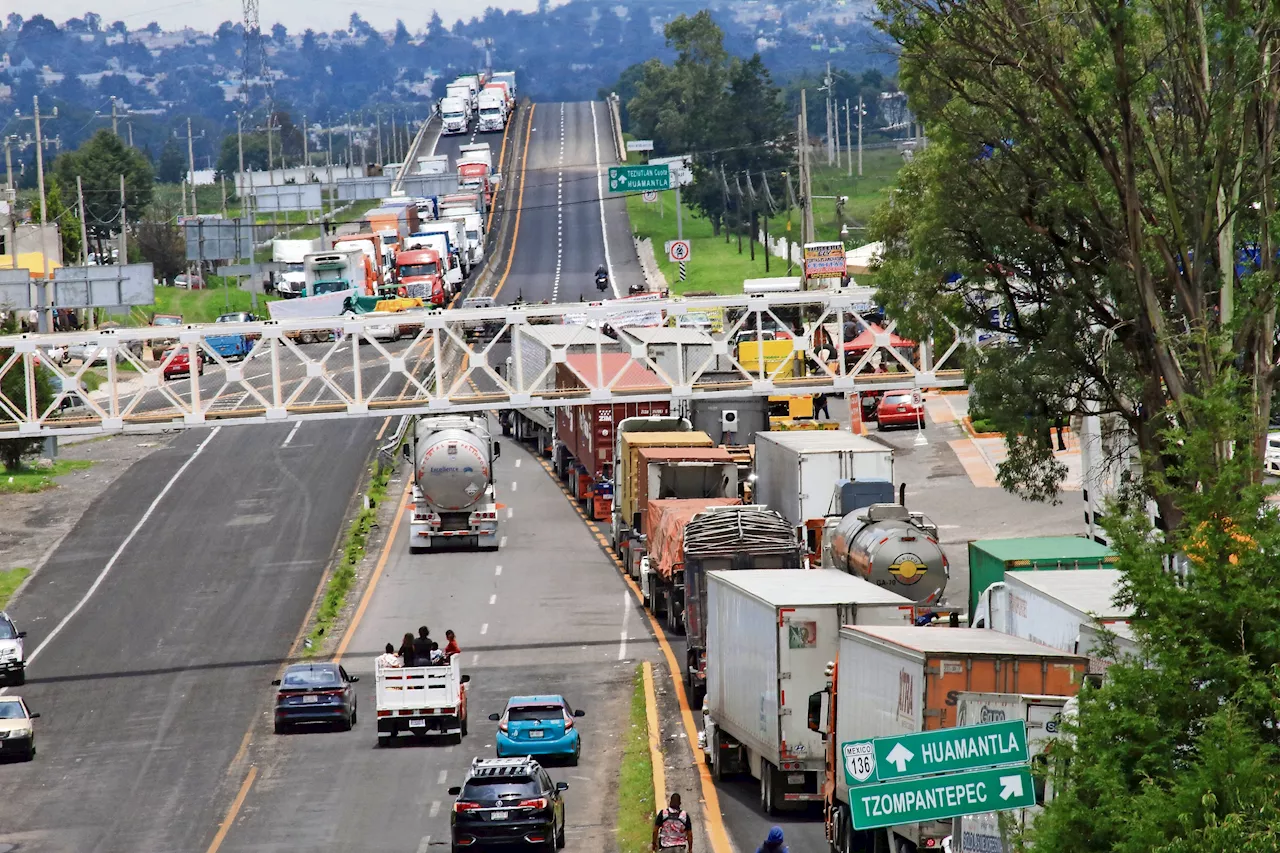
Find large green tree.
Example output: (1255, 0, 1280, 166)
(871, 0, 1280, 845)
(873, 0, 1280, 529)
(624, 12, 792, 234)
(44, 176, 81, 264)
(53, 130, 153, 264)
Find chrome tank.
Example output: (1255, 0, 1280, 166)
(827, 504, 948, 604)
(414, 418, 493, 511)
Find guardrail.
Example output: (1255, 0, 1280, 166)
(391, 112, 442, 195)
(607, 95, 626, 162)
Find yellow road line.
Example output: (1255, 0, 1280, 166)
(491, 104, 536, 302)
(334, 474, 416, 662)
(643, 661, 667, 805)
(204, 766, 257, 853)
(375, 415, 392, 440)
(485, 108, 515, 234)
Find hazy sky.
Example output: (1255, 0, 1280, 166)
(30, 0, 553, 35)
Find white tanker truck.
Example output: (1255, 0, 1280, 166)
(822, 501, 949, 606)
(403, 416, 501, 552)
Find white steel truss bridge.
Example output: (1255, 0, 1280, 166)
(0, 292, 966, 437)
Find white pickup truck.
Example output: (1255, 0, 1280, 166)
(375, 656, 470, 744)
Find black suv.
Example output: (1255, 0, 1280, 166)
(449, 756, 568, 851)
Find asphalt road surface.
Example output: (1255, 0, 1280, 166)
(498, 101, 643, 306)
(207, 421, 659, 853)
(0, 419, 379, 852)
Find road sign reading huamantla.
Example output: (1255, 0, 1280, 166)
(608, 164, 671, 193)
(850, 765, 1036, 830)
(844, 719, 1029, 785)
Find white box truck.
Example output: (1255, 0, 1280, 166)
(754, 430, 895, 530)
(702, 569, 915, 814)
(375, 656, 471, 743)
(814, 627, 1085, 852)
(440, 96, 469, 135)
(971, 569, 1132, 670)
(953, 692, 1072, 853)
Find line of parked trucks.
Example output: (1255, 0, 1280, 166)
(440, 70, 517, 136)
(465, 349, 1134, 852)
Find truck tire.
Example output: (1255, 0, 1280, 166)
(760, 761, 777, 815)
(711, 731, 726, 781)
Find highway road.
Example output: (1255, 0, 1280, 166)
(206, 422, 659, 853)
(497, 101, 643, 305)
(0, 420, 380, 852)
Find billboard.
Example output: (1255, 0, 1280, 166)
(183, 218, 254, 262)
(803, 241, 848, 279)
(253, 183, 323, 212)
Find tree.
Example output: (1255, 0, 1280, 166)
(872, 0, 1280, 529)
(215, 131, 269, 177)
(427, 11, 445, 39)
(394, 19, 410, 46)
(45, 176, 81, 264)
(625, 12, 792, 234)
(53, 130, 153, 264)
(271, 22, 287, 43)
(135, 194, 186, 284)
(156, 139, 184, 184)
(1025, 392, 1280, 850)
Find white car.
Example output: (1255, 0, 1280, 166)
(0, 611, 26, 686)
(0, 696, 39, 761)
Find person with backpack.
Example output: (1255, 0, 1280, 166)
(756, 827, 788, 853)
(652, 793, 692, 852)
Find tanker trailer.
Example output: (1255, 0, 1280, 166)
(403, 415, 502, 552)
(825, 503, 948, 605)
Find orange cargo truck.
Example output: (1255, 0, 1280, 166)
(809, 626, 1086, 853)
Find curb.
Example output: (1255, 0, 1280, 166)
(643, 660, 667, 805)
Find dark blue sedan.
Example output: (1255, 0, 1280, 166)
(272, 663, 359, 734)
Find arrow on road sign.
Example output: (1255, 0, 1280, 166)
(999, 774, 1024, 801)
(884, 743, 914, 773)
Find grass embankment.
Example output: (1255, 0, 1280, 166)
(0, 567, 31, 608)
(304, 456, 395, 654)
(617, 664, 658, 852)
(623, 147, 903, 294)
(0, 460, 93, 494)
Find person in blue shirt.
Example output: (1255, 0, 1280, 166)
(756, 826, 788, 853)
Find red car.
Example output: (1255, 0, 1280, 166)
(876, 389, 925, 429)
(161, 348, 203, 379)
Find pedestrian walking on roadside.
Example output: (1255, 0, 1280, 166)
(756, 826, 788, 853)
(653, 793, 692, 853)
(398, 632, 418, 667)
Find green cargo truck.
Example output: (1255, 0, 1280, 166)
(967, 536, 1118, 620)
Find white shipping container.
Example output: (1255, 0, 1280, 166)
(976, 569, 1129, 657)
(706, 570, 914, 803)
(754, 431, 894, 528)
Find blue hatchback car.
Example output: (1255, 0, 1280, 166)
(489, 695, 585, 765)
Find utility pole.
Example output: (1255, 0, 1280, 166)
(15, 96, 55, 329)
(799, 90, 814, 246)
(856, 96, 864, 177)
(75, 176, 89, 265)
(119, 174, 127, 267)
(376, 111, 384, 165)
(127, 122, 134, 148)
(180, 117, 200, 215)
(302, 112, 311, 175)
(390, 111, 398, 163)
(4, 136, 16, 270)
(824, 62, 835, 167)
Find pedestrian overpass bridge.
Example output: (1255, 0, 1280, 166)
(0, 292, 966, 437)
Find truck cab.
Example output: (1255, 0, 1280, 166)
(478, 90, 507, 132)
(441, 97, 469, 135)
(394, 249, 446, 307)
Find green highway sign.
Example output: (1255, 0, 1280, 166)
(608, 164, 671, 193)
(843, 720, 1028, 785)
(849, 765, 1036, 830)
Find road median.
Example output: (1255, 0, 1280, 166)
(618, 662, 658, 853)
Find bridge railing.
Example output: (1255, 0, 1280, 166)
(0, 292, 967, 437)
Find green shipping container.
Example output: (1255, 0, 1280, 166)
(967, 537, 1118, 621)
